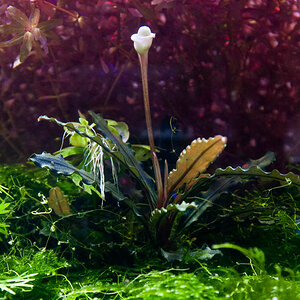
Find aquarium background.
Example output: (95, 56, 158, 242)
(1, 2, 300, 298)
(0, 0, 299, 170)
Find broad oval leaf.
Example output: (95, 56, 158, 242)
(48, 187, 71, 216)
(167, 136, 227, 193)
(106, 119, 130, 143)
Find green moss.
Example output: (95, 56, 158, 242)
(0, 164, 300, 299)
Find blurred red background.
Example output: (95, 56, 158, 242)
(0, 0, 299, 170)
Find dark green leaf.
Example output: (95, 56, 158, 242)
(29, 152, 95, 185)
(89, 111, 157, 206)
(105, 182, 128, 201)
(150, 201, 198, 228)
(212, 166, 300, 188)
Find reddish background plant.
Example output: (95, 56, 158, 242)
(0, 0, 299, 170)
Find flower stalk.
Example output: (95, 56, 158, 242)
(131, 26, 165, 208)
(138, 52, 155, 157)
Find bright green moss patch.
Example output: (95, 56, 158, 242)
(0, 164, 300, 299)
(2, 260, 300, 299)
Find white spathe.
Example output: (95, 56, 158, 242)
(131, 26, 155, 55)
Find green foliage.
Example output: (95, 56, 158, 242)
(1, 163, 300, 298)
(213, 166, 300, 189)
(0, 164, 101, 261)
(31, 113, 229, 249)
(1, 263, 298, 300)
(0, 186, 11, 239)
(30, 152, 95, 185)
(30, 111, 300, 256)
(213, 243, 266, 275)
(1, 3, 300, 298)
(0, 247, 70, 297)
(0, 272, 37, 295)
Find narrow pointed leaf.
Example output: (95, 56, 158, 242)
(30, 8, 40, 26)
(20, 33, 33, 62)
(104, 182, 127, 201)
(0, 33, 23, 48)
(182, 176, 238, 229)
(7, 6, 30, 27)
(30, 152, 95, 185)
(213, 166, 300, 188)
(38, 19, 63, 31)
(89, 111, 157, 205)
(0, 24, 23, 35)
(168, 136, 227, 193)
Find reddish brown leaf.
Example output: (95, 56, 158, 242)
(167, 136, 227, 193)
(48, 187, 71, 216)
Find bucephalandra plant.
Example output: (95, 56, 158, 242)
(57, 117, 119, 204)
(30, 26, 228, 249)
(30, 26, 300, 254)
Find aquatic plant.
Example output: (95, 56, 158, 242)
(30, 26, 300, 257)
(0, 185, 11, 240)
(0, 1, 298, 168)
(0, 2, 300, 298)
(0, 272, 37, 295)
(29, 23, 227, 249)
(0, 5, 61, 65)
(0, 163, 300, 298)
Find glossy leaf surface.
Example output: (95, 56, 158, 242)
(150, 201, 197, 228)
(30, 152, 95, 185)
(167, 136, 227, 193)
(213, 166, 300, 188)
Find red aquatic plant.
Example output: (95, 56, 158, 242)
(0, 0, 299, 170)
(0, 5, 61, 64)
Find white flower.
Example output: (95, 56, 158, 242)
(131, 26, 155, 55)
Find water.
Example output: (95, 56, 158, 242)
(1, 2, 300, 298)
(0, 0, 299, 170)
